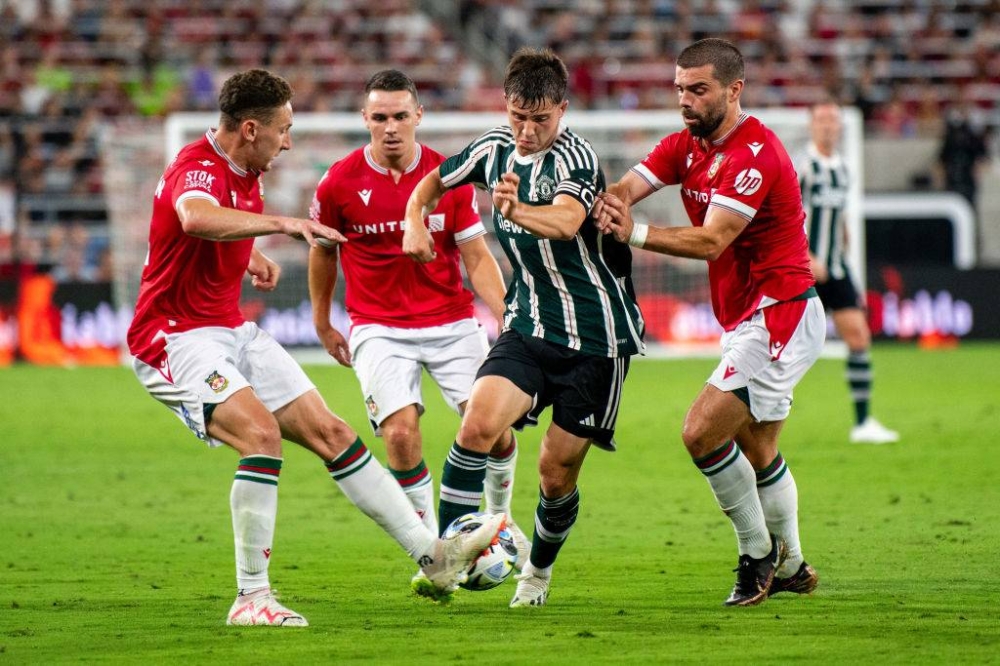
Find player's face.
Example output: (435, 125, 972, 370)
(674, 64, 734, 140)
(506, 96, 568, 156)
(248, 102, 293, 172)
(364, 90, 422, 163)
(810, 103, 843, 153)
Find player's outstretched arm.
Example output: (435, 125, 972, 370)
(403, 168, 447, 263)
(492, 172, 586, 240)
(308, 243, 351, 367)
(177, 198, 346, 247)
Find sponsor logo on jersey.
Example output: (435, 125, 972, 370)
(682, 187, 712, 204)
(205, 370, 229, 393)
(747, 142, 764, 157)
(184, 170, 215, 192)
(358, 189, 372, 206)
(708, 153, 725, 179)
(733, 168, 763, 196)
(348, 213, 445, 236)
(496, 216, 528, 234)
(534, 175, 556, 202)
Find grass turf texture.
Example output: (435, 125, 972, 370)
(3, 343, 998, 663)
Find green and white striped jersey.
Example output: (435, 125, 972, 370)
(798, 143, 851, 281)
(439, 124, 644, 358)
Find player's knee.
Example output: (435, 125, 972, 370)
(312, 414, 358, 458)
(456, 417, 500, 453)
(680, 419, 717, 457)
(244, 419, 283, 457)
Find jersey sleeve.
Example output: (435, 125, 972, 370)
(632, 132, 685, 191)
(171, 160, 228, 209)
(553, 137, 601, 212)
(309, 168, 343, 231)
(709, 143, 779, 223)
(439, 128, 504, 189)
(447, 183, 486, 245)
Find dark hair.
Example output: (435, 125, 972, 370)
(365, 69, 419, 105)
(677, 38, 745, 86)
(503, 47, 568, 109)
(218, 69, 293, 131)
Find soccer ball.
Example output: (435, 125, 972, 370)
(443, 512, 519, 591)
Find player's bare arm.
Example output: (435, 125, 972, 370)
(307, 243, 351, 367)
(594, 170, 655, 234)
(492, 172, 586, 241)
(459, 236, 507, 325)
(602, 195, 749, 261)
(177, 198, 346, 247)
(247, 247, 280, 291)
(403, 168, 447, 263)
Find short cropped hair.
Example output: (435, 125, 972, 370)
(503, 47, 568, 110)
(677, 38, 745, 86)
(365, 69, 419, 105)
(218, 69, 293, 131)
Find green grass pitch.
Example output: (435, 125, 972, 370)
(3, 343, 998, 663)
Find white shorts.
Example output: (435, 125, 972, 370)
(708, 297, 826, 422)
(349, 318, 489, 435)
(132, 322, 315, 447)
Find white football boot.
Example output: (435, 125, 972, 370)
(226, 589, 308, 627)
(850, 417, 899, 444)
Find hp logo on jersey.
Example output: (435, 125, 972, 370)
(733, 168, 763, 196)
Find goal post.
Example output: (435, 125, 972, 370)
(106, 109, 864, 357)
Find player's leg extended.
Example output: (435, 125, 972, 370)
(439, 376, 532, 534)
(381, 405, 438, 535)
(685, 386, 774, 559)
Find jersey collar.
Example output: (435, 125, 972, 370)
(364, 143, 422, 175)
(708, 112, 749, 148)
(206, 129, 257, 177)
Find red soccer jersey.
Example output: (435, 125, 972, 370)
(310, 143, 485, 329)
(128, 130, 260, 366)
(633, 113, 813, 331)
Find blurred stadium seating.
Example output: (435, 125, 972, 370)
(0, 0, 997, 282)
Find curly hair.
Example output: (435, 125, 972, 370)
(218, 69, 293, 130)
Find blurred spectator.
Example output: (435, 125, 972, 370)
(51, 245, 97, 283)
(937, 101, 990, 214)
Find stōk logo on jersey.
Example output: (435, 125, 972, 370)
(708, 153, 725, 179)
(184, 170, 215, 192)
(205, 370, 229, 393)
(365, 394, 379, 417)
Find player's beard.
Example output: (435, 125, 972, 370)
(684, 98, 727, 139)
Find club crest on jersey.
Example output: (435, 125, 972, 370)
(205, 370, 229, 393)
(534, 175, 556, 202)
(708, 153, 725, 179)
(365, 395, 379, 417)
(733, 168, 764, 196)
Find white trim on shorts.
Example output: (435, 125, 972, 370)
(132, 322, 315, 447)
(348, 318, 489, 435)
(707, 298, 826, 422)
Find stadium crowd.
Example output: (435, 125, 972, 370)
(0, 0, 997, 278)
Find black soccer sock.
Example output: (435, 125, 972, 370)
(437, 442, 487, 536)
(847, 350, 872, 424)
(529, 487, 580, 570)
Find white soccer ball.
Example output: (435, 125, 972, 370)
(443, 512, 519, 591)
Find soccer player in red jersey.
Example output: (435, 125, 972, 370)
(127, 69, 503, 626)
(597, 39, 823, 605)
(308, 70, 530, 573)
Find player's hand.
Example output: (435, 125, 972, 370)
(492, 172, 520, 221)
(248, 249, 281, 291)
(402, 217, 437, 263)
(317, 326, 352, 367)
(282, 217, 346, 248)
(596, 193, 633, 243)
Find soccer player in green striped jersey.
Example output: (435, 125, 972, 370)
(799, 101, 898, 444)
(403, 47, 644, 607)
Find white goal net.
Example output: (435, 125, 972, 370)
(105, 109, 863, 356)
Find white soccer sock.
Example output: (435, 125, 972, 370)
(485, 438, 517, 515)
(402, 479, 439, 536)
(695, 442, 772, 558)
(757, 457, 803, 577)
(231, 456, 282, 593)
(326, 439, 436, 563)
